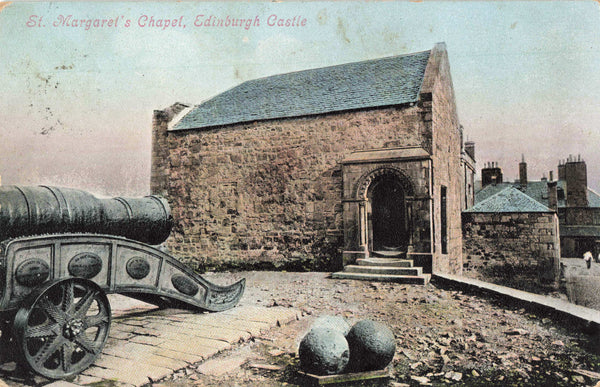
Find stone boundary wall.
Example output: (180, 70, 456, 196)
(462, 212, 560, 288)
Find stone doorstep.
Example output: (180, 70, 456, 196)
(344, 265, 422, 276)
(331, 271, 431, 285)
(357, 258, 414, 267)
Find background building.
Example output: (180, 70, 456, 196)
(464, 154, 600, 289)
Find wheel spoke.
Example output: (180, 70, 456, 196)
(61, 281, 74, 312)
(25, 322, 61, 339)
(83, 314, 109, 328)
(73, 333, 98, 355)
(16, 278, 111, 379)
(61, 341, 76, 373)
(33, 334, 64, 365)
(72, 289, 97, 319)
(38, 296, 68, 324)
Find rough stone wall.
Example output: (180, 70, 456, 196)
(423, 44, 464, 275)
(151, 103, 188, 197)
(562, 207, 600, 226)
(154, 105, 425, 270)
(462, 212, 560, 286)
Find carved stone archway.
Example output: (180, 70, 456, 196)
(352, 167, 415, 255)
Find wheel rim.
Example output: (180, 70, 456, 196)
(13, 278, 111, 379)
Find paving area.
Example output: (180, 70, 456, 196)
(0, 274, 301, 387)
(78, 304, 299, 386)
(562, 258, 600, 310)
(3, 271, 600, 386)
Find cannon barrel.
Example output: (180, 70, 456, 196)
(0, 186, 172, 244)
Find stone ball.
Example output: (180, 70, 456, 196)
(311, 315, 351, 336)
(346, 319, 396, 372)
(298, 327, 350, 375)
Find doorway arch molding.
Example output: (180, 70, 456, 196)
(354, 166, 415, 200)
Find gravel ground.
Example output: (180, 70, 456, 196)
(2, 271, 599, 387)
(156, 271, 600, 387)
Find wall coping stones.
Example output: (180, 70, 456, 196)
(433, 273, 600, 331)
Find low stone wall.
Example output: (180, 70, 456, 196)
(462, 212, 560, 291)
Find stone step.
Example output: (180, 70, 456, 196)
(331, 272, 431, 285)
(372, 250, 407, 258)
(357, 258, 413, 267)
(344, 265, 422, 276)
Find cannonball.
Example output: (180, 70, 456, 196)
(298, 327, 350, 375)
(346, 319, 396, 372)
(311, 315, 351, 336)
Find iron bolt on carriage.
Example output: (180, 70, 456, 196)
(0, 186, 245, 379)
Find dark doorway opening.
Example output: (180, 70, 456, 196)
(369, 175, 407, 252)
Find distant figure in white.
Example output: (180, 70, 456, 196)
(584, 251, 593, 269)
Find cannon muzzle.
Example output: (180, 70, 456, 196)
(0, 186, 172, 244)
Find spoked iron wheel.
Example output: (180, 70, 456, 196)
(13, 278, 111, 379)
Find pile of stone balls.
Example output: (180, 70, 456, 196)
(298, 315, 396, 376)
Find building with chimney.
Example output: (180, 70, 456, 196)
(464, 154, 600, 289)
(151, 43, 475, 278)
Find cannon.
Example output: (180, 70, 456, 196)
(0, 186, 245, 379)
(0, 185, 172, 244)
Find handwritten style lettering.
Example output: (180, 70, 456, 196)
(194, 15, 260, 30)
(52, 15, 122, 30)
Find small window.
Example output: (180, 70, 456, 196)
(441, 186, 448, 254)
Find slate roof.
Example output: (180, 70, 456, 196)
(465, 186, 553, 213)
(172, 50, 431, 131)
(474, 180, 600, 209)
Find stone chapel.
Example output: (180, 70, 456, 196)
(151, 43, 475, 277)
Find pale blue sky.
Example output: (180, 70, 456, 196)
(1, 1, 599, 196)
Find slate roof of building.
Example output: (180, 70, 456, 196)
(172, 50, 431, 131)
(474, 180, 600, 209)
(466, 186, 553, 213)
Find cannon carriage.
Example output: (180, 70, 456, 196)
(0, 186, 245, 379)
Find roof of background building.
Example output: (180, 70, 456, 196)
(474, 180, 600, 209)
(466, 186, 553, 213)
(171, 50, 431, 131)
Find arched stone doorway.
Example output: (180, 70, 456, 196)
(352, 167, 415, 257)
(368, 175, 408, 252)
